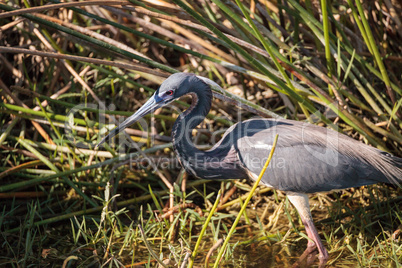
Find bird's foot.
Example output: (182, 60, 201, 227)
(314, 239, 329, 267)
(292, 246, 318, 268)
(292, 243, 329, 268)
(317, 248, 329, 268)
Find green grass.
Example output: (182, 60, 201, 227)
(0, 0, 401, 267)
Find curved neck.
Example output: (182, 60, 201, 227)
(172, 87, 212, 176)
(172, 82, 247, 180)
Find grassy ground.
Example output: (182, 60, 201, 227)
(0, 0, 401, 267)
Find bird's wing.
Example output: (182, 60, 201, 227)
(233, 119, 401, 193)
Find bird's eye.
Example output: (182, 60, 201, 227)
(166, 90, 174, 96)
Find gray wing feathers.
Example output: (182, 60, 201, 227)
(235, 119, 402, 193)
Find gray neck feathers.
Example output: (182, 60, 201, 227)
(172, 83, 212, 176)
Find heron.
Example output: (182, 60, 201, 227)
(97, 72, 402, 266)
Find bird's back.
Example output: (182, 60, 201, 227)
(217, 118, 402, 193)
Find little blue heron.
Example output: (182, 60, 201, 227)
(97, 73, 402, 265)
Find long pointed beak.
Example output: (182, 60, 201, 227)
(96, 95, 163, 148)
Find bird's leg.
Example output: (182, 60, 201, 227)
(287, 192, 329, 266)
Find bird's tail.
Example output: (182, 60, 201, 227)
(378, 152, 402, 185)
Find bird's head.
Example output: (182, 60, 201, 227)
(154, 72, 198, 104)
(96, 73, 212, 148)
